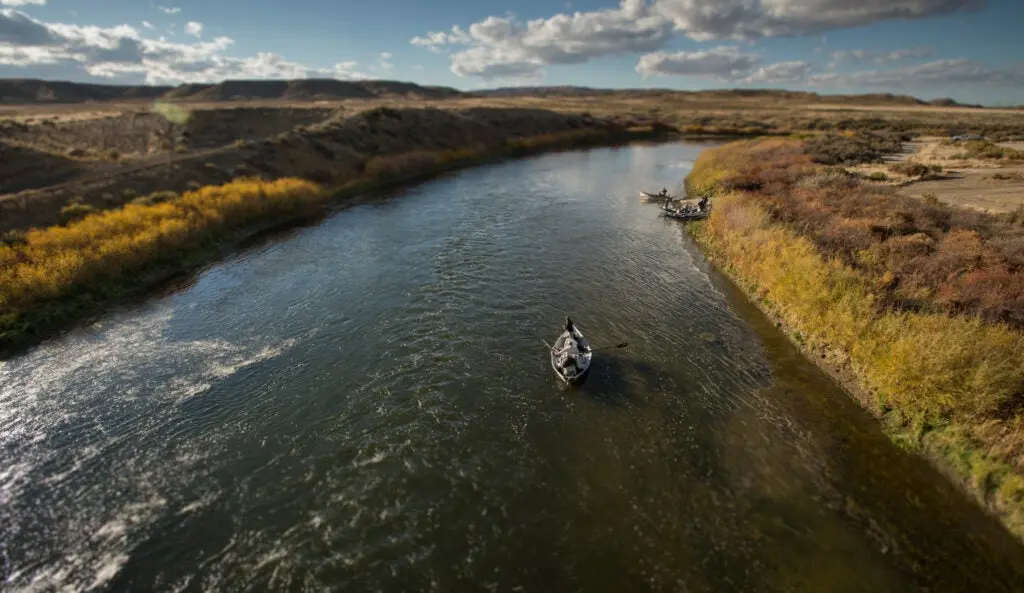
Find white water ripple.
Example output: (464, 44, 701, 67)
(0, 307, 295, 593)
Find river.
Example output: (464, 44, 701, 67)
(2, 141, 1024, 593)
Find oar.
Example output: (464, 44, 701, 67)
(587, 342, 629, 352)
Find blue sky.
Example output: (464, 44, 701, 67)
(1, 0, 1022, 105)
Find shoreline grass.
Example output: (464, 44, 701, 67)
(0, 126, 665, 358)
(684, 136, 1024, 540)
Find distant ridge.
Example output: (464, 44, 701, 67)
(470, 85, 993, 108)
(0, 78, 993, 108)
(927, 97, 984, 109)
(0, 78, 464, 104)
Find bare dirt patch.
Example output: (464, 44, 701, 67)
(888, 137, 1024, 213)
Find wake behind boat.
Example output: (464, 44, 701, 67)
(550, 317, 592, 386)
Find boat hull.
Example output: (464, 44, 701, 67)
(661, 209, 709, 221)
(550, 328, 593, 386)
(660, 202, 711, 221)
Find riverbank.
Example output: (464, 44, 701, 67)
(682, 136, 1024, 540)
(4, 106, 640, 233)
(0, 125, 667, 358)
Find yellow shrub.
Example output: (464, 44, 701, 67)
(0, 178, 325, 319)
(689, 139, 1024, 539)
(685, 137, 812, 198)
(700, 192, 1024, 426)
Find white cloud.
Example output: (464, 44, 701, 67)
(411, 0, 671, 80)
(1, 0, 45, 6)
(410, 27, 472, 53)
(809, 59, 1024, 88)
(413, 0, 981, 79)
(0, 44, 77, 66)
(184, 21, 202, 37)
(1, 8, 59, 44)
(653, 0, 981, 41)
(636, 45, 759, 78)
(0, 9, 369, 84)
(741, 59, 813, 83)
(377, 51, 393, 73)
(635, 46, 815, 84)
(156, 5, 180, 15)
(317, 60, 370, 81)
(829, 46, 935, 65)
(141, 20, 155, 30)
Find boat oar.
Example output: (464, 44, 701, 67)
(587, 342, 628, 352)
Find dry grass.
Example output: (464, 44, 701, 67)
(688, 137, 1024, 537)
(804, 132, 908, 165)
(888, 161, 942, 178)
(5, 91, 1024, 234)
(684, 137, 817, 198)
(948, 140, 1024, 161)
(701, 138, 1024, 326)
(0, 178, 325, 349)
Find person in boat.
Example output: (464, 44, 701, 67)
(554, 335, 579, 374)
(660, 187, 668, 197)
(698, 196, 709, 212)
(564, 317, 589, 351)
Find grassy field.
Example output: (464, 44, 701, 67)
(684, 136, 1024, 540)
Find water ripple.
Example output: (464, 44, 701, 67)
(2, 141, 1021, 592)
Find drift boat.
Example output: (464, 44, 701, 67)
(550, 321, 592, 386)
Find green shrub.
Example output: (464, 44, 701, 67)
(804, 132, 906, 165)
(59, 202, 97, 224)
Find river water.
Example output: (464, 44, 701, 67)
(3, 141, 1024, 593)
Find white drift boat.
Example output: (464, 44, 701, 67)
(550, 319, 592, 386)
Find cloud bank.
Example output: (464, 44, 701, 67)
(412, 0, 982, 81)
(0, 8, 370, 84)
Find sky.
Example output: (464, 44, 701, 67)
(0, 0, 1022, 105)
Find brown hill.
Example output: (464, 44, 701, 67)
(928, 97, 983, 108)
(0, 79, 173, 103)
(471, 86, 937, 106)
(0, 78, 465, 104)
